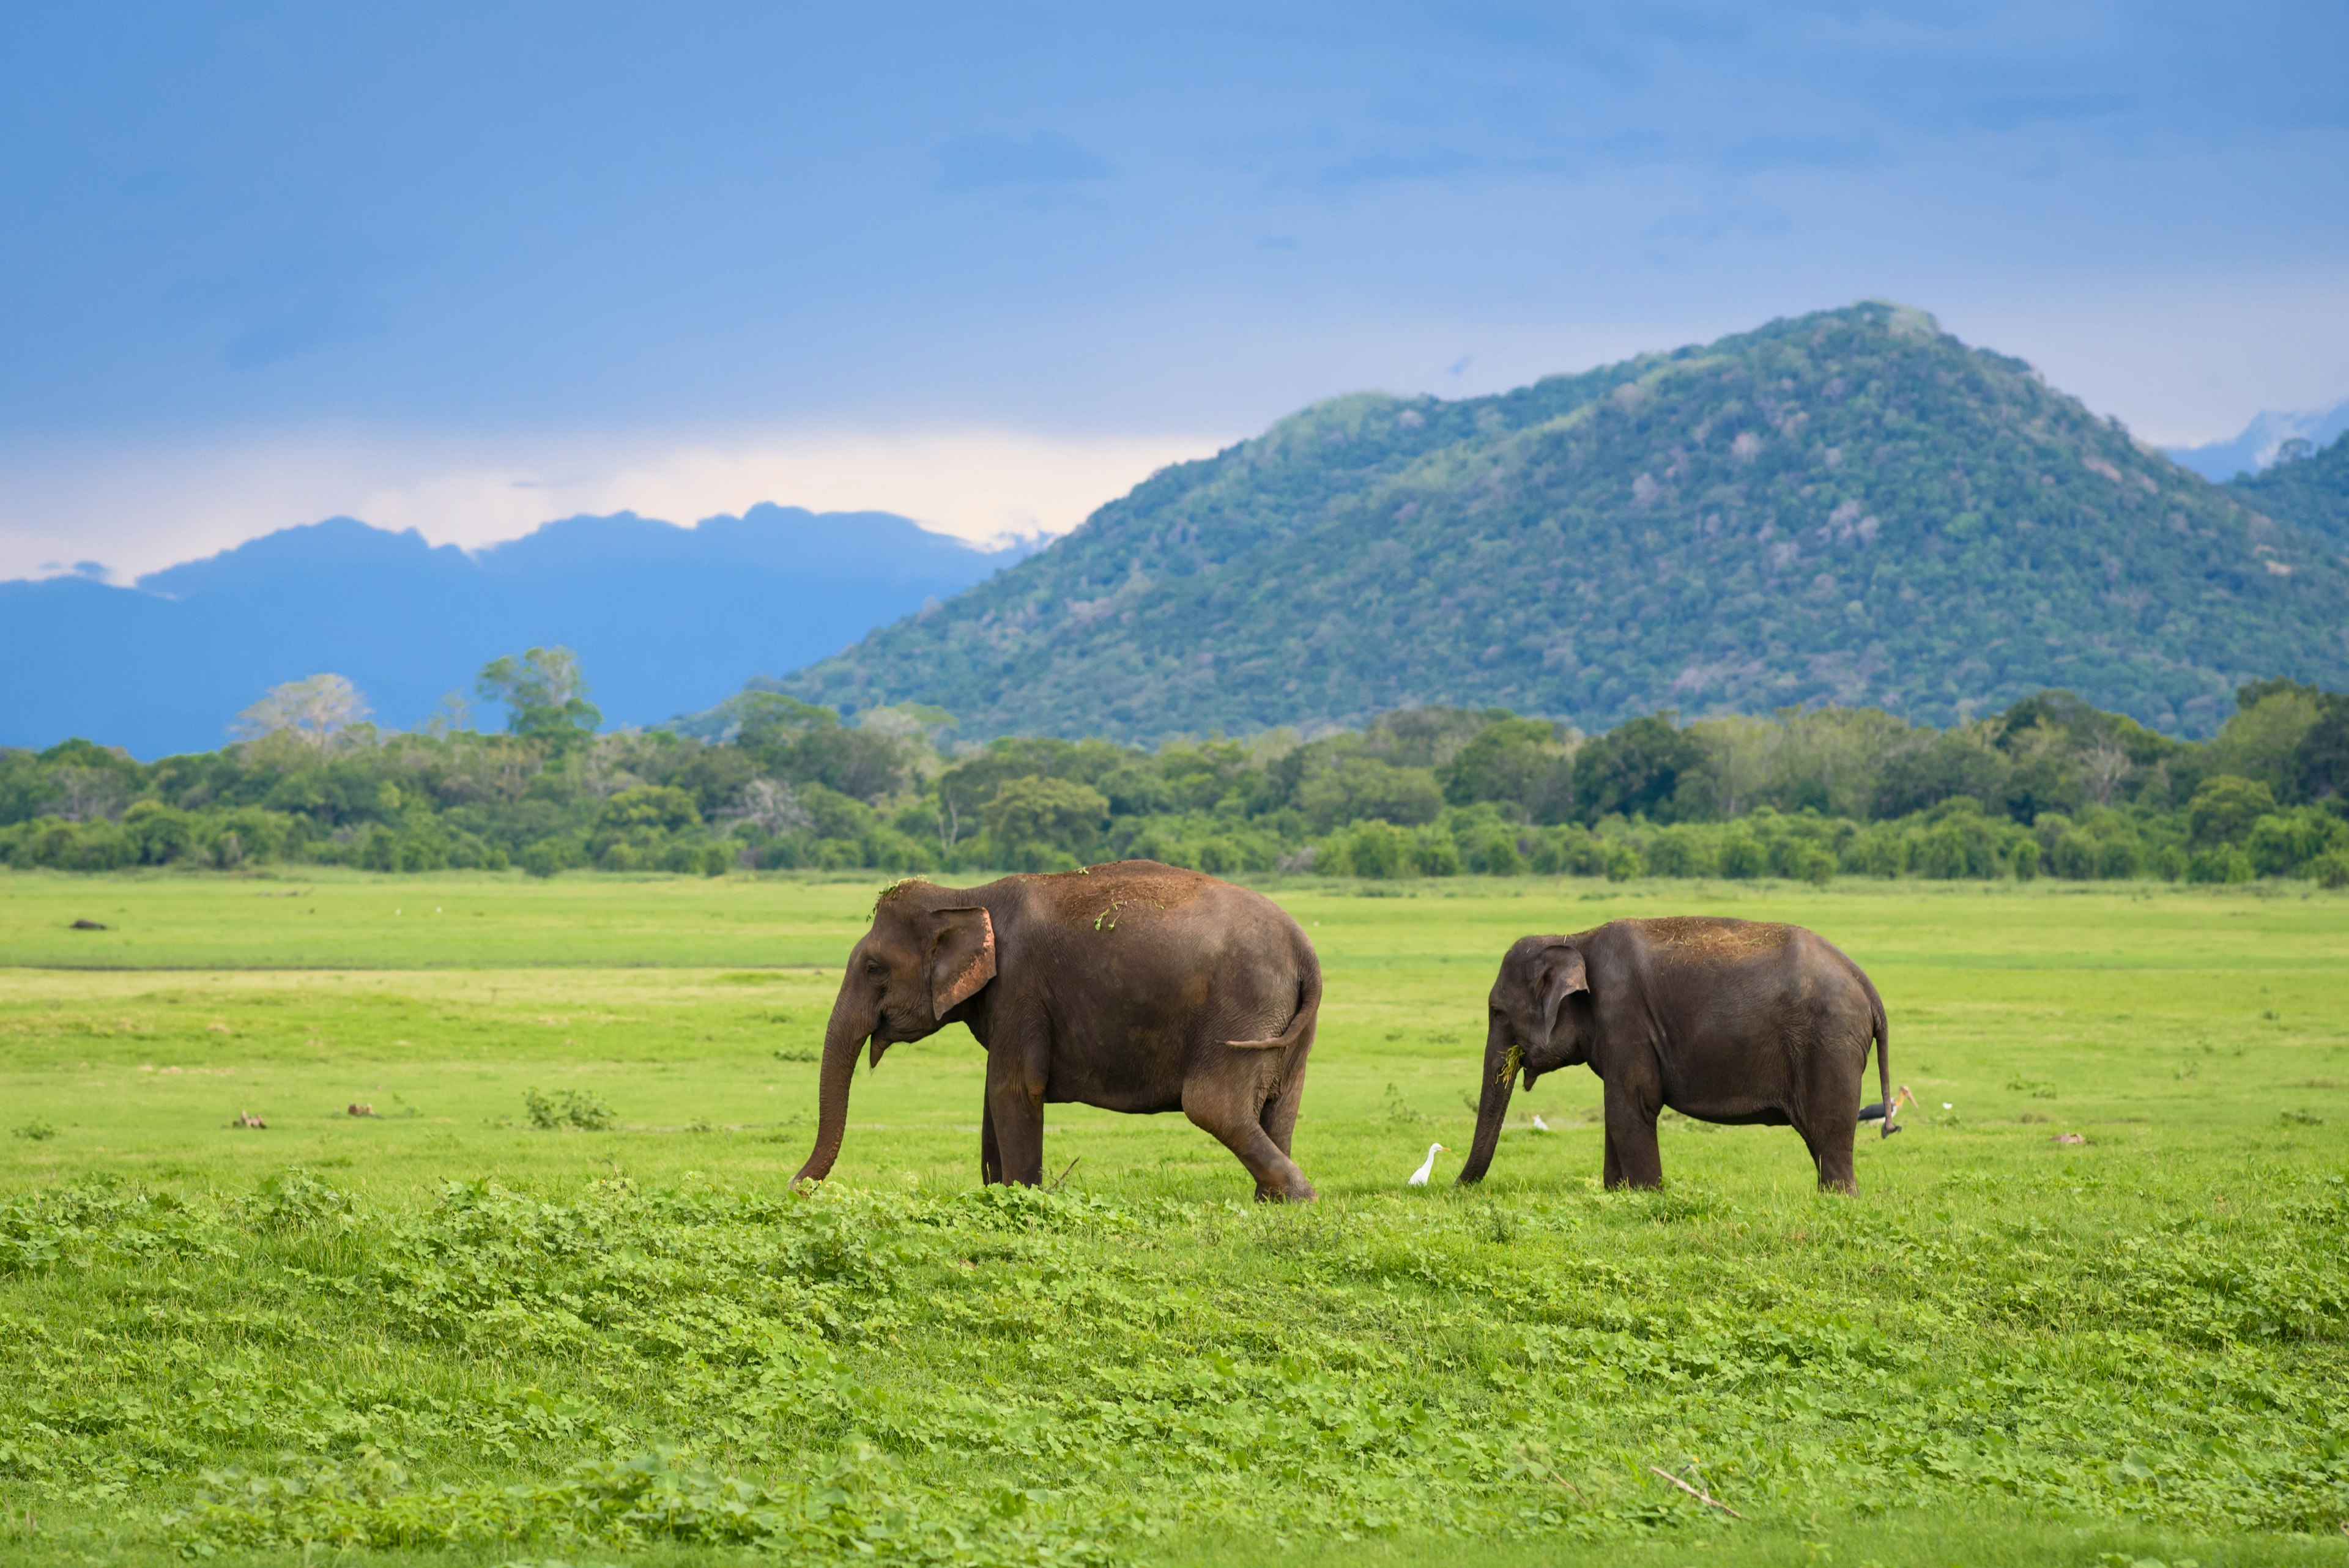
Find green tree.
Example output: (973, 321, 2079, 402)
(1874, 727, 2011, 819)
(1297, 756, 1444, 833)
(1336, 819, 1409, 879)
(2186, 775, 2278, 846)
(1572, 714, 1703, 823)
(935, 737, 1132, 845)
(1995, 719, 2086, 823)
(983, 777, 1108, 856)
(1770, 706, 1915, 818)
(1685, 713, 1775, 819)
(1157, 739, 1256, 811)
(2207, 686, 2326, 798)
(478, 648, 601, 747)
(2246, 808, 2348, 878)
(723, 690, 837, 744)
(1910, 801, 2006, 879)
(779, 726, 906, 802)
(2293, 692, 2349, 805)
(28, 738, 144, 825)
(1360, 707, 1491, 769)
(121, 801, 198, 864)
(718, 694, 912, 801)
(598, 786, 700, 834)
(1439, 717, 1573, 821)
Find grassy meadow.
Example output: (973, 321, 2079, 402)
(1, 867, 2345, 1566)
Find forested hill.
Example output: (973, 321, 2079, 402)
(2227, 429, 2349, 550)
(782, 303, 2349, 742)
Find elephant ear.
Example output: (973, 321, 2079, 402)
(1536, 944, 1589, 1045)
(927, 906, 996, 1018)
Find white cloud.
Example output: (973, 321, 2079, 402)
(0, 426, 1230, 582)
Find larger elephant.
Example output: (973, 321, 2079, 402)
(793, 861, 1321, 1201)
(1457, 917, 1890, 1193)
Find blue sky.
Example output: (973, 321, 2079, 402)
(4, 1, 2345, 579)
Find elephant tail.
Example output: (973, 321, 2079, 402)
(1226, 958, 1321, 1051)
(1868, 981, 1893, 1139)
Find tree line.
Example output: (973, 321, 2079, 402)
(4, 648, 2347, 888)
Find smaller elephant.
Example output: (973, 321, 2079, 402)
(1458, 917, 1890, 1193)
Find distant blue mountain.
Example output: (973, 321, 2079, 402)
(2165, 399, 2349, 481)
(1, 506, 1030, 759)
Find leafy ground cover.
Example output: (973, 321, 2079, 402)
(2, 870, 2346, 1566)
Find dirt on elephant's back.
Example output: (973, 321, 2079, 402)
(1033, 861, 1216, 930)
(1631, 915, 1794, 958)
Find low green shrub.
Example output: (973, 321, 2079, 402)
(524, 1089, 616, 1130)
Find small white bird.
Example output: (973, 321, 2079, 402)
(1407, 1142, 1448, 1186)
(1532, 1114, 1552, 1132)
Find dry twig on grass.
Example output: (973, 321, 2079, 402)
(1649, 1465, 1743, 1518)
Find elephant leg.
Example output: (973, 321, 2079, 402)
(1813, 1126, 1857, 1195)
(984, 1050, 1047, 1186)
(1795, 1104, 1858, 1195)
(1601, 1126, 1622, 1188)
(1792, 1024, 1863, 1194)
(1602, 1081, 1663, 1189)
(1184, 1065, 1318, 1202)
(980, 1100, 1003, 1186)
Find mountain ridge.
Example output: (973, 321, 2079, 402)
(2165, 399, 2349, 482)
(779, 303, 2349, 742)
(2, 505, 1026, 758)
(2224, 430, 2349, 550)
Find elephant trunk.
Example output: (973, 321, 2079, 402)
(1456, 1017, 1516, 1185)
(793, 982, 873, 1187)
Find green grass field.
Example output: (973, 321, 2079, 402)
(2, 867, 2346, 1567)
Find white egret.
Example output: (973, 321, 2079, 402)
(1532, 1114, 1552, 1132)
(1407, 1142, 1448, 1186)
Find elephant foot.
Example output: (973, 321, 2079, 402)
(1255, 1178, 1319, 1203)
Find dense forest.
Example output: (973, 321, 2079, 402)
(785, 303, 2349, 742)
(2230, 427, 2349, 550)
(6, 648, 2347, 889)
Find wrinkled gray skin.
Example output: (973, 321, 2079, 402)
(1458, 917, 1889, 1193)
(795, 861, 1321, 1201)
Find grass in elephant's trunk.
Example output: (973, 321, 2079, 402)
(1458, 1021, 1520, 1183)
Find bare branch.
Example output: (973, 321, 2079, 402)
(719, 777, 812, 837)
(45, 766, 128, 823)
(2082, 736, 2131, 807)
(232, 674, 369, 755)
(1648, 1466, 1743, 1518)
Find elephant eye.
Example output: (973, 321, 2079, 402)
(864, 960, 887, 979)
